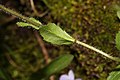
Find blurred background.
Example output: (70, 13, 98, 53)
(0, 0, 120, 80)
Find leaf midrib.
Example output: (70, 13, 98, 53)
(40, 27, 74, 42)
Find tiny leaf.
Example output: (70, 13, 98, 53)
(116, 31, 120, 50)
(107, 65, 120, 80)
(117, 11, 120, 19)
(29, 17, 41, 25)
(17, 22, 39, 29)
(30, 54, 74, 80)
(16, 17, 41, 30)
(39, 23, 75, 45)
(17, 22, 32, 27)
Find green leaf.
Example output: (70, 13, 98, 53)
(16, 17, 41, 30)
(116, 31, 120, 50)
(29, 17, 41, 25)
(39, 23, 75, 45)
(17, 22, 39, 30)
(117, 11, 120, 19)
(30, 54, 74, 80)
(107, 65, 120, 80)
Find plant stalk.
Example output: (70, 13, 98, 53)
(0, 4, 120, 62)
(76, 40, 120, 62)
(0, 4, 41, 27)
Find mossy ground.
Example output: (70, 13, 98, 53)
(0, 0, 120, 80)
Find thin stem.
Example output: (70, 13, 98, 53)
(0, 4, 41, 27)
(1, 4, 119, 62)
(29, 0, 48, 17)
(76, 40, 120, 62)
(34, 31, 50, 64)
(30, 0, 39, 16)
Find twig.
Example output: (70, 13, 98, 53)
(29, 0, 52, 65)
(34, 31, 55, 80)
(34, 31, 50, 64)
(5, 53, 23, 71)
(30, 0, 48, 17)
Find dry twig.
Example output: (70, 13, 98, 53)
(30, 0, 48, 17)
(34, 31, 50, 64)
(34, 31, 55, 80)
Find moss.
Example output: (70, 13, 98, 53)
(1, 0, 120, 80)
(44, 0, 120, 79)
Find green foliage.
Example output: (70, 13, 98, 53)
(28, 18, 42, 25)
(17, 18, 41, 30)
(17, 18, 75, 45)
(1, 0, 120, 80)
(30, 54, 74, 80)
(117, 11, 120, 19)
(39, 23, 75, 45)
(116, 31, 120, 50)
(107, 65, 120, 80)
(17, 22, 39, 29)
(116, 11, 120, 50)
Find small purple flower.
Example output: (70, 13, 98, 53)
(59, 70, 82, 80)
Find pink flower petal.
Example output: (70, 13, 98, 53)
(68, 70, 74, 80)
(59, 74, 69, 80)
